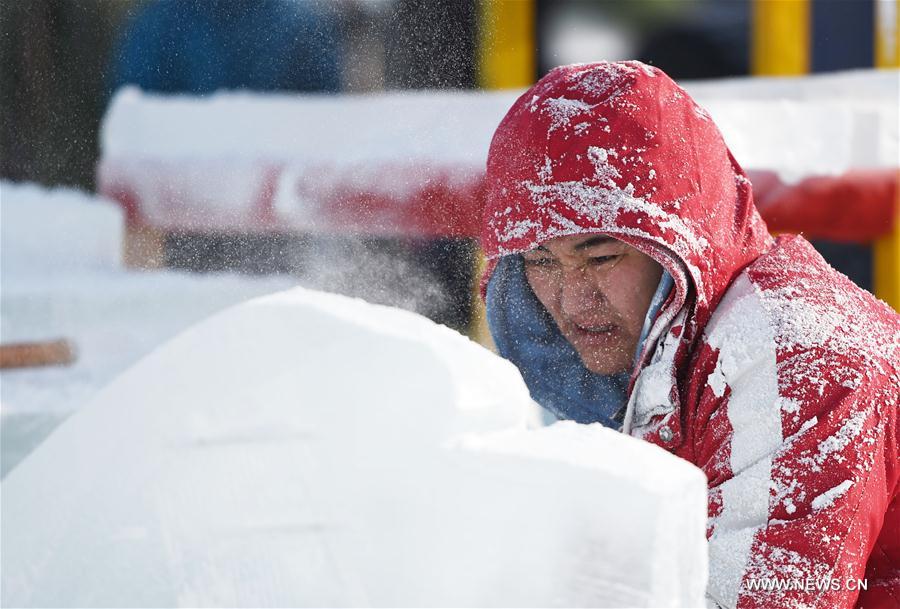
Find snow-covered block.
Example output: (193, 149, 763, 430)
(684, 70, 899, 181)
(0, 181, 125, 277)
(1, 288, 708, 607)
(98, 88, 517, 235)
(101, 71, 898, 171)
(100, 86, 517, 165)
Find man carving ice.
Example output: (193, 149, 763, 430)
(482, 61, 899, 608)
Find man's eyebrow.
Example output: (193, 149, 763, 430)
(574, 236, 614, 250)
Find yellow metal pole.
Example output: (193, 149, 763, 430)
(478, 0, 536, 89)
(873, 190, 900, 310)
(874, 0, 900, 310)
(876, 0, 900, 67)
(470, 0, 535, 347)
(752, 0, 811, 75)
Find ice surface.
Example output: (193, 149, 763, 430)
(2, 288, 708, 607)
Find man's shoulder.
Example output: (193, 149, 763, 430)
(701, 234, 899, 429)
(714, 235, 899, 374)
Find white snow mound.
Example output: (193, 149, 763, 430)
(0, 182, 294, 464)
(0, 180, 125, 276)
(1, 287, 708, 607)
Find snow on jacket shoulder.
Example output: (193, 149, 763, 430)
(481, 61, 900, 609)
(666, 235, 900, 608)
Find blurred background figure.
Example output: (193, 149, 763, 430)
(109, 0, 341, 94)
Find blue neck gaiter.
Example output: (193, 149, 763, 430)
(486, 255, 672, 428)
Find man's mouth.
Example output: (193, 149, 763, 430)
(571, 322, 617, 336)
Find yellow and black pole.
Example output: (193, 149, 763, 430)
(469, 0, 537, 347)
(752, 0, 810, 75)
(752, 0, 899, 310)
(873, 0, 900, 310)
(478, 0, 536, 89)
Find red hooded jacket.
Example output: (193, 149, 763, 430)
(482, 61, 900, 608)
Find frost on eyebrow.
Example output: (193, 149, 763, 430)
(523, 244, 551, 255)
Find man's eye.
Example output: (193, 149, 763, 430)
(524, 257, 554, 267)
(588, 255, 618, 266)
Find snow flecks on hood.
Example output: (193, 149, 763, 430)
(566, 61, 645, 106)
(491, 140, 711, 274)
(493, 217, 547, 246)
(573, 121, 592, 136)
(734, 173, 752, 187)
(693, 104, 711, 121)
(537, 156, 554, 182)
(541, 97, 597, 133)
(587, 146, 619, 183)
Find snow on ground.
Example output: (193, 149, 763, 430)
(1, 287, 708, 607)
(0, 181, 295, 476)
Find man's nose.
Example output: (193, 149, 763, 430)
(559, 267, 604, 318)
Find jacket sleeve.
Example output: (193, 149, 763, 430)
(694, 278, 898, 609)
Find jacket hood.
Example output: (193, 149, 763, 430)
(481, 61, 773, 344)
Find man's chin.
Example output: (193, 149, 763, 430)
(583, 361, 630, 376)
(574, 346, 632, 376)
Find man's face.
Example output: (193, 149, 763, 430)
(522, 234, 663, 376)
